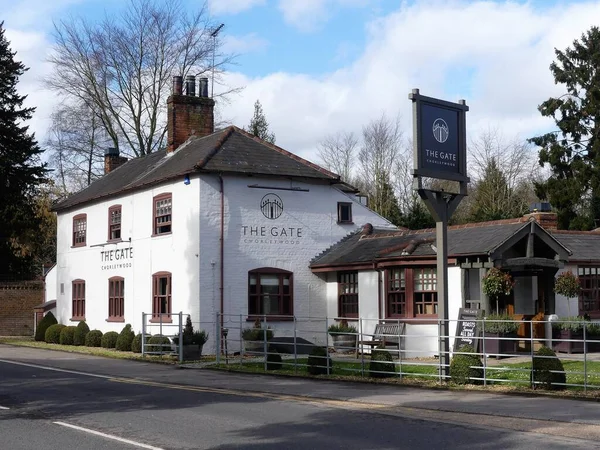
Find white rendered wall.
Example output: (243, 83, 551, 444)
(55, 174, 201, 336)
(199, 174, 394, 353)
(44, 265, 57, 303)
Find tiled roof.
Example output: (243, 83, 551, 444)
(53, 126, 340, 212)
(309, 216, 593, 267)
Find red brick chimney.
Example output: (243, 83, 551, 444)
(167, 75, 215, 153)
(523, 202, 558, 230)
(104, 148, 127, 174)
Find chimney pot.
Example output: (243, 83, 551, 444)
(173, 76, 183, 95)
(199, 77, 209, 98)
(185, 75, 196, 96)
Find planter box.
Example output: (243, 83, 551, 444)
(182, 344, 204, 361)
(483, 332, 517, 359)
(588, 334, 600, 352)
(553, 329, 585, 354)
(330, 333, 356, 354)
(243, 340, 267, 353)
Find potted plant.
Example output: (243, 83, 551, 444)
(241, 319, 274, 353)
(552, 316, 586, 354)
(482, 268, 514, 314)
(554, 270, 580, 316)
(173, 316, 209, 360)
(483, 313, 520, 358)
(328, 319, 357, 353)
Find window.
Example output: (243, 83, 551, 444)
(108, 205, 122, 241)
(72, 214, 87, 247)
(72, 279, 85, 320)
(248, 268, 293, 317)
(578, 267, 600, 317)
(386, 267, 437, 318)
(338, 272, 358, 318)
(153, 194, 172, 235)
(413, 268, 438, 316)
(387, 268, 406, 317)
(338, 202, 352, 223)
(108, 277, 124, 320)
(152, 272, 172, 321)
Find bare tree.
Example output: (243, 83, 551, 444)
(46, 102, 112, 192)
(358, 114, 404, 223)
(46, 0, 237, 157)
(316, 131, 358, 182)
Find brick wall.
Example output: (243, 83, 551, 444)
(167, 94, 215, 152)
(0, 281, 44, 336)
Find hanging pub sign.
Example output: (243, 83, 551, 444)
(409, 89, 469, 183)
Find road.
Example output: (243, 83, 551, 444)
(0, 348, 597, 449)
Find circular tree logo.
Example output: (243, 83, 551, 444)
(260, 194, 283, 219)
(432, 118, 449, 143)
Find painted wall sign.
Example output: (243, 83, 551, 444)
(100, 246, 134, 270)
(410, 90, 469, 183)
(261, 193, 283, 219)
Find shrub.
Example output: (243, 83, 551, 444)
(328, 319, 357, 334)
(73, 321, 90, 346)
(532, 346, 566, 390)
(551, 316, 587, 332)
(369, 347, 395, 378)
(183, 315, 194, 345)
(192, 330, 209, 346)
(116, 324, 135, 351)
(266, 351, 283, 370)
(147, 335, 172, 353)
(450, 345, 483, 385)
(131, 333, 143, 353)
(85, 330, 103, 347)
(101, 331, 119, 348)
(59, 326, 77, 345)
(241, 327, 273, 341)
(307, 346, 332, 375)
(35, 311, 57, 342)
(45, 324, 66, 344)
(484, 313, 520, 335)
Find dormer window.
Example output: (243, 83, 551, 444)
(108, 205, 122, 241)
(338, 202, 352, 224)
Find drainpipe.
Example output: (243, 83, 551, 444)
(219, 175, 224, 351)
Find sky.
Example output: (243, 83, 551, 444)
(2, 0, 600, 163)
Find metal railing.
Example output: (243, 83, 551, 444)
(214, 313, 600, 391)
(141, 312, 183, 362)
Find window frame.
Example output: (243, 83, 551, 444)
(71, 279, 86, 321)
(337, 271, 359, 318)
(152, 272, 172, 322)
(153, 193, 172, 236)
(108, 276, 125, 322)
(108, 205, 122, 242)
(248, 268, 293, 319)
(72, 214, 87, 247)
(578, 266, 600, 318)
(385, 266, 438, 319)
(337, 202, 353, 224)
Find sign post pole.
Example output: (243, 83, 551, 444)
(409, 89, 469, 380)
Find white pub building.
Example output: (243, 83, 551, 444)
(46, 76, 600, 356)
(47, 76, 394, 352)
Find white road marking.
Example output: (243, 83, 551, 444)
(53, 421, 164, 450)
(0, 406, 9, 410)
(0, 359, 113, 379)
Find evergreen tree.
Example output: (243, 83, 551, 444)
(0, 22, 48, 277)
(246, 100, 276, 144)
(398, 201, 435, 230)
(529, 26, 600, 230)
(469, 158, 529, 222)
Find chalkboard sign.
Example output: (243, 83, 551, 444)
(454, 308, 482, 352)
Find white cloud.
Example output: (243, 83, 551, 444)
(277, 0, 373, 32)
(208, 0, 266, 15)
(222, 33, 269, 54)
(217, 1, 600, 163)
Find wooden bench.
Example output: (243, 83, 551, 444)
(356, 321, 405, 358)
